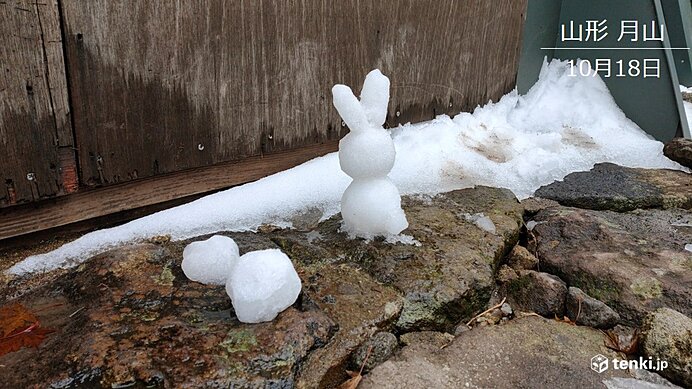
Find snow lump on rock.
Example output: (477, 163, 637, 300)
(225, 249, 302, 323)
(181, 235, 239, 285)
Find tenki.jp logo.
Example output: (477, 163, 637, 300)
(591, 354, 669, 374)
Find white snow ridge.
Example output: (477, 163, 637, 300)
(9, 59, 684, 276)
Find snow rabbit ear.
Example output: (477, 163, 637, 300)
(360, 69, 390, 127)
(332, 84, 370, 133)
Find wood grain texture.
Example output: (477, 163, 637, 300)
(0, 0, 75, 206)
(0, 140, 337, 240)
(1, 0, 527, 237)
(61, 0, 527, 187)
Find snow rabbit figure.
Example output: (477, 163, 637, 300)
(331, 69, 408, 238)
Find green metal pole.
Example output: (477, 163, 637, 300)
(655, 0, 691, 137)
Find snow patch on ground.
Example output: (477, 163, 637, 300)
(9, 59, 684, 275)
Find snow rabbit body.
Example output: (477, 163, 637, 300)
(332, 69, 408, 237)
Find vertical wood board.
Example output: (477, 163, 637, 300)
(60, 0, 528, 187)
(0, 0, 75, 206)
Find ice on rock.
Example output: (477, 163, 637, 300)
(225, 249, 302, 323)
(463, 213, 496, 235)
(333, 69, 408, 237)
(182, 235, 239, 285)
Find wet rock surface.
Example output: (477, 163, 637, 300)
(0, 187, 522, 388)
(399, 330, 454, 348)
(350, 332, 398, 373)
(361, 316, 630, 388)
(304, 186, 523, 333)
(640, 308, 692, 387)
(3, 164, 692, 388)
(294, 263, 402, 388)
(532, 206, 692, 325)
(566, 286, 620, 329)
(499, 270, 567, 317)
(0, 243, 335, 388)
(505, 245, 538, 271)
(534, 163, 692, 212)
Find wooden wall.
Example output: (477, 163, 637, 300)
(1, 0, 527, 234)
(0, 0, 76, 206)
(61, 0, 527, 187)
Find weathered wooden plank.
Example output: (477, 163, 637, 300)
(36, 0, 78, 194)
(36, 0, 72, 148)
(0, 140, 337, 240)
(60, 0, 527, 188)
(0, 0, 75, 206)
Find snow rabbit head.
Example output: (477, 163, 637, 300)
(332, 69, 397, 179)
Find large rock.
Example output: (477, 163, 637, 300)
(0, 186, 522, 388)
(361, 316, 630, 388)
(664, 138, 692, 169)
(350, 332, 398, 373)
(533, 206, 692, 325)
(0, 243, 336, 388)
(640, 308, 692, 387)
(505, 245, 539, 271)
(500, 270, 567, 317)
(534, 163, 692, 212)
(294, 263, 403, 389)
(566, 287, 620, 329)
(305, 186, 524, 332)
(399, 331, 454, 348)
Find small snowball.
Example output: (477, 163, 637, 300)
(339, 129, 396, 178)
(226, 249, 302, 323)
(341, 178, 408, 237)
(182, 235, 239, 285)
(464, 213, 497, 235)
(360, 69, 390, 126)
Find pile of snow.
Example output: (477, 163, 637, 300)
(9, 59, 684, 275)
(226, 249, 301, 323)
(181, 235, 301, 323)
(181, 235, 239, 285)
(333, 69, 408, 238)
